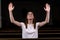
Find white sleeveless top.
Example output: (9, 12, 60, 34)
(20, 22, 40, 39)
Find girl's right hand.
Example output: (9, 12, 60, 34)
(8, 2, 14, 12)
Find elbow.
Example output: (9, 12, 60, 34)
(11, 20, 14, 23)
(46, 20, 49, 23)
(45, 19, 49, 23)
(10, 19, 15, 23)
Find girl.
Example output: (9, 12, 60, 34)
(8, 3, 50, 38)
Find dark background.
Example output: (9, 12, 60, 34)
(1, 0, 60, 30)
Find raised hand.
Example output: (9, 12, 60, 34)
(44, 3, 50, 12)
(8, 2, 14, 12)
(38, 3, 50, 27)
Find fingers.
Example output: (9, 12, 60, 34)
(44, 3, 50, 12)
(8, 2, 14, 11)
(12, 6, 14, 10)
(45, 3, 50, 9)
(9, 2, 14, 8)
(44, 7, 46, 10)
(8, 2, 14, 8)
(45, 3, 50, 8)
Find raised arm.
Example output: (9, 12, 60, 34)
(8, 3, 22, 27)
(38, 3, 50, 27)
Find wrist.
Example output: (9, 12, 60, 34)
(46, 11, 50, 13)
(9, 11, 12, 13)
(9, 10, 12, 12)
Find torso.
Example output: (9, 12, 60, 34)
(20, 22, 39, 39)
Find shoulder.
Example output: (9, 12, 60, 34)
(20, 22, 25, 25)
(20, 22, 24, 24)
(36, 22, 40, 27)
(20, 22, 26, 28)
(36, 22, 40, 25)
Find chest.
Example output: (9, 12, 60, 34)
(24, 24, 36, 32)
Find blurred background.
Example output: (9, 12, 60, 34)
(0, 0, 60, 39)
(0, 0, 1, 28)
(1, 0, 60, 30)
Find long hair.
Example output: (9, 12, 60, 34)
(25, 11, 36, 29)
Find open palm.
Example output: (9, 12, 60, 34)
(44, 3, 50, 12)
(8, 3, 14, 12)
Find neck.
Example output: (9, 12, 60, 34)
(28, 19, 33, 24)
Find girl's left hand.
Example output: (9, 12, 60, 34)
(44, 3, 50, 12)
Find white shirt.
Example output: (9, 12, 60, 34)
(20, 22, 40, 39)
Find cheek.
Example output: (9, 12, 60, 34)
(31, 15, 34, 18)
(27, 16, 29, 19)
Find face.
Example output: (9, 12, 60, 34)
(27, 12, 34, 20)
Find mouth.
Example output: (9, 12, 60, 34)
(29, 19, 32, 20)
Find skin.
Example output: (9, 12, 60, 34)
(27, 12, 34, 24)
(8, 2, 50, 27)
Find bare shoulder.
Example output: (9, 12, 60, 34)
(20, 22, 25, 25)
(36, 22, 40, 26)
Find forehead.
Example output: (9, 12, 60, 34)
(28, 12, 33, 14)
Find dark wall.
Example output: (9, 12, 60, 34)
(1, 0, 60, 30)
